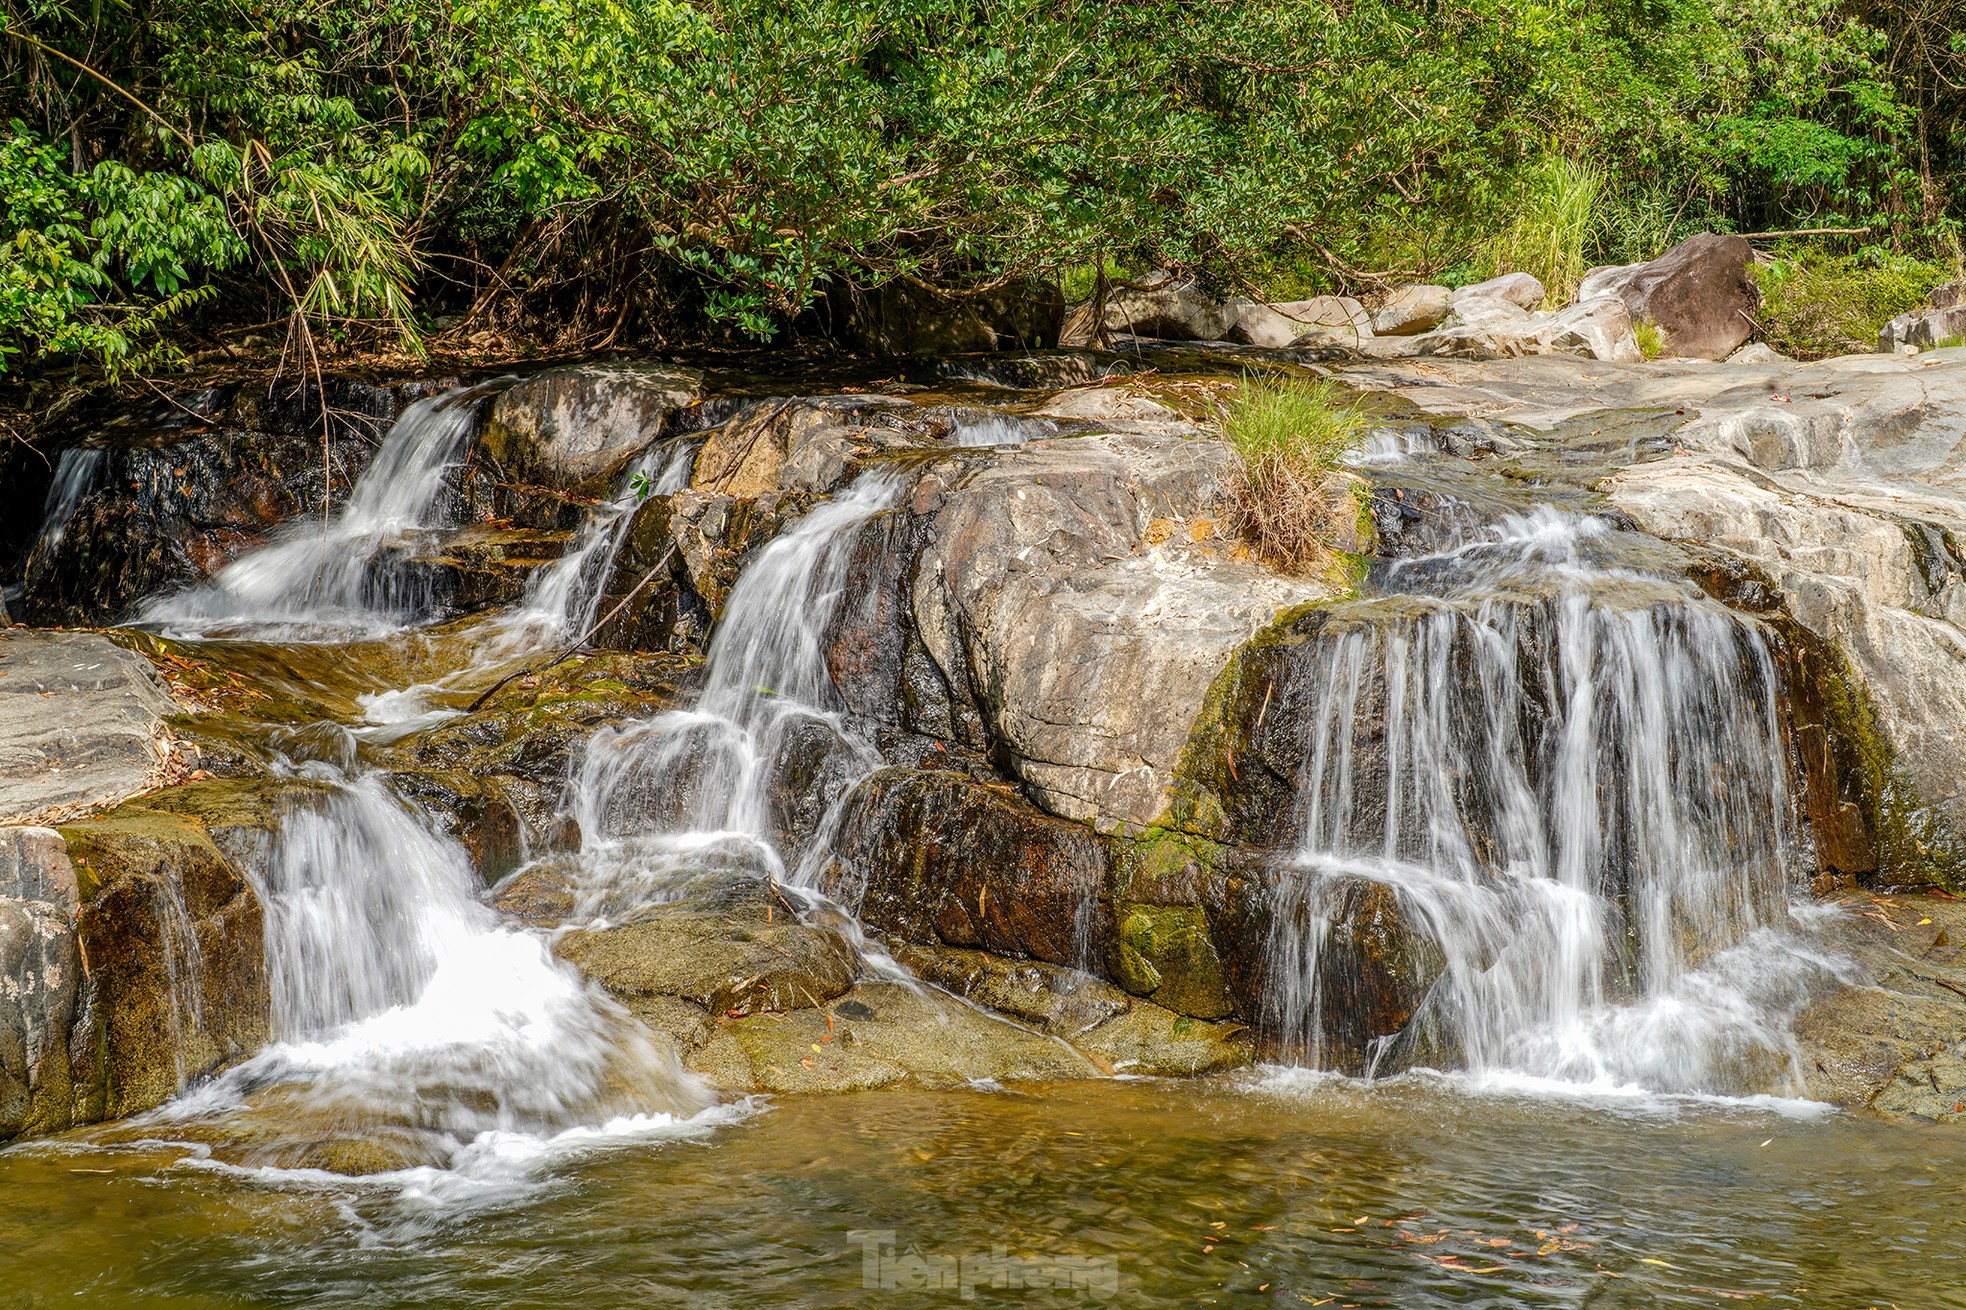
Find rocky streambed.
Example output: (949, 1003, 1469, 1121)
(5, 335, 1966, 1180)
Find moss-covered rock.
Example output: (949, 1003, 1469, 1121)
(57, 803, 269, 1122)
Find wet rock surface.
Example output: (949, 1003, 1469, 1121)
(0, 630, 181, 824)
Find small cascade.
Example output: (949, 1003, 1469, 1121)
(32, 446, 105, 559)
(162, 767, 706, 1167)
(570, 472, 900, 918)
(355, 438, 697, 730)
(948, 411, 1054, 447)
(503, 438, 696, 642)
(1267, 510, 1828, 1094)
(148, 876, 208, 1092)
(138, 382, 502, 640)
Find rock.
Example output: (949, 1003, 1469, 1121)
(1792, 894, 1966, 1118)
(1425, 295, 1637, 363)
(1440, 293, 1532, 331)
(0, 631, 179, 824)
(1226, 297, 1373, 348)
(907, 431, 1328, 823)
(1332, 349, 1966, 874)
(1030, 387, 1180, 424)
(1076, 1004, 1252, 1076)
(1369, 285, 1453, 336)
(1577, 233, 1759, 361)
(689, 395, 929, 497)
(1109, 902, 1233, 1018)
(480, 363, 704, 491)
(895, 942, 1129, 1036)
(687, 979, 1101, 1094)
(838, 278, 1064, 356)
(1101, 271, 1238, 342)
(57, 803, 269, 1123)
(825, 769, 1111, 967)
(0, 827, 81, 1139)
(1727, 342, 1791, 365)
(1456, 272, 1546, 310)
(1539, 297, 1641, 363)
(555, 876, 858, 1023)
(1877, 281, 1966, 353)
(7, 395, 391, 625)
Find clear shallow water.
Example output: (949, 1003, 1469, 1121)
(1, 1075, 1961, 1308)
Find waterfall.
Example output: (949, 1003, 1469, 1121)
(164, 766, 707, 1163)
(501, 437, 696, 642)
(1267, 510, 1828, 1094)
(570, 472, 899, 918)
(32, 446, 105, 559)
(138, 383, 502, 640)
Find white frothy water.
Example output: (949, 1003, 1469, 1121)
(154, 767, 708, 1173)
(949, 413, 1053, 447)
(354, 439, 698, 733)
(570, 472, 899, 917)
(1267, 510, 1840, 1096)
(138, 384, 503, 640)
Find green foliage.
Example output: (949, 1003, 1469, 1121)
(1489, 157, 1605, 304)
(0, 0, 1961, 377)
(1634, 320, 1670, 360)
(1220, 378, 1369, 576)
(1752, 250, 1951, 357)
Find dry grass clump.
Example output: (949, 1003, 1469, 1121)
(1220, 378, 1370, 574)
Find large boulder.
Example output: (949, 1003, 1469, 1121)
(905, 430, 1330, 823)
(480, 363, 704, 491)
(1100, 271, 1238, 341)
(1578, 233, 1759, 361)
(1369, 285, 1453, 336)
(0, 631, 180, 824)
(1226, 296, 1374, 348)
(1456, 272, 1546, 310)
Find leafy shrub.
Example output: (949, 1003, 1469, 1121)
(1634, 320, 1669, 360)
(1220, 379, 1370, 576)
(1752, 251, 1952, 358)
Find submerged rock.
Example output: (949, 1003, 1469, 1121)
(1794, 894, 1966, 1119)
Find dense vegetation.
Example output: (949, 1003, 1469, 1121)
(2, 0, 1963, 381)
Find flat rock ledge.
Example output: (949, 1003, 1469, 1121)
(0, 630, 181, 825)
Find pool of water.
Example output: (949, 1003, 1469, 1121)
(3, 1073, 1960, 1308)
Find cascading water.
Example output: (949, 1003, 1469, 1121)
(32, 446, 105, 559)
(569, 472, 900, 918)
(139, 382, 505, 640)
(1267, 509, 1835, 1095)
(157, 764, 708, 1172)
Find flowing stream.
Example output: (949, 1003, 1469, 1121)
(1, 366, 1948, 1307)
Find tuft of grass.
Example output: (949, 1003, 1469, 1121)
(1487, 156, 1604, 305)
(1634, 319, 1668, 360)
(1220, 378, 1371, 575)
(1751, 251, 1953, 359)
